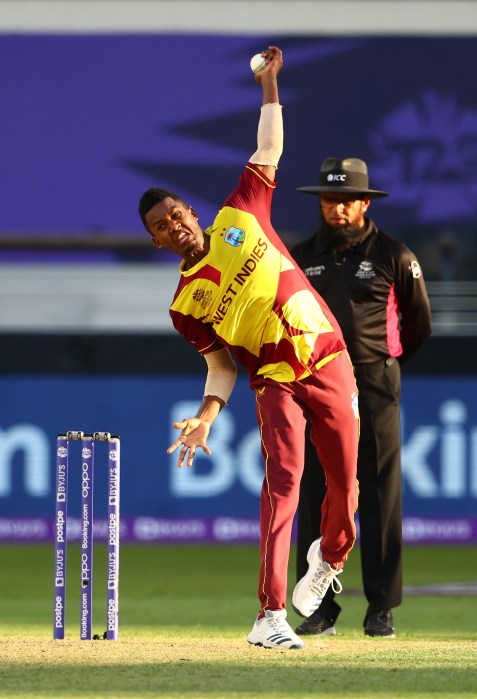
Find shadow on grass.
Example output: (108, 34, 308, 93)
(1, 662, 476, 695)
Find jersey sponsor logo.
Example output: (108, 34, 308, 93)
(192, 289, 213, 309)
(355, 260, 376, 279)
(224, 226, 245, 247)
(410, 260, 422, 278)
(327, 174, 346, 182)
(304, 265, 325, 277)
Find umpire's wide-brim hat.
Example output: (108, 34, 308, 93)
(297, 157, 389, 199)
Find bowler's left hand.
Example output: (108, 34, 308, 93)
(167, 417, 212, 468)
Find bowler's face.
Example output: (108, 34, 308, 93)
(145, 198, 203, 258)
(320, 194, 370, 229)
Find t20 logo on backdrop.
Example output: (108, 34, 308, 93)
(370, 91, 477, 223)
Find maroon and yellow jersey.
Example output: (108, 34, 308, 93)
(170, 163, 346, 386)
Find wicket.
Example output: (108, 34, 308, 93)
(53, 431, 121, 640)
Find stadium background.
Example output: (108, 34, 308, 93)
(1, 0, 476, 544)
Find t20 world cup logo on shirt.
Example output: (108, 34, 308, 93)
(224, 226, 245, 247)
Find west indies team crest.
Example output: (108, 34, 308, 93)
(224, 226, 245, 247)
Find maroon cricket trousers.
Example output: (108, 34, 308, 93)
(254, 350, 359, 612)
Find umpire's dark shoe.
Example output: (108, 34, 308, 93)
(364, 610, 395, 638)
(295, 610, 336, 636)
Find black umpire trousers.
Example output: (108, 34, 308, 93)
(296, 357, 403, 625)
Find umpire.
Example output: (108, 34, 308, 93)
(291, 157, 432, 637)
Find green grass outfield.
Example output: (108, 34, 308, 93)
(0, 544, 476, 698)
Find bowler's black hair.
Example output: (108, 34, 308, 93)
(138, 188, 187, 231)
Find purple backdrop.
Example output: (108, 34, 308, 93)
(2, 34, 477, 275)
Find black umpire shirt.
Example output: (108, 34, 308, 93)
(291, 219, 432, 365)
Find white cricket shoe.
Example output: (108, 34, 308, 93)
(247, 610, 305, 650)
(292, 538, 343, 618)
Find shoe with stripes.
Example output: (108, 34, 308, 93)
(292, 538, 343, 618)
(247, 610, 305, 649)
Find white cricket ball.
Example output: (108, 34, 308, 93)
(250, 53, 266, 74)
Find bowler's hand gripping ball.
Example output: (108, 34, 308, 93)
(250, 53, 267, 74)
